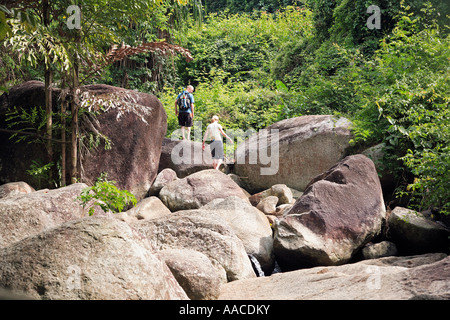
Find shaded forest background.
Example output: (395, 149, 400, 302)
(0, 0, 449, 216)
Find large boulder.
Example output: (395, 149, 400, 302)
(200, 196, 274, 274)
(388, 207, 450, 254)
(158, 169, 249, 212)
(158, 138, 213, 178)
(80, 84, 167, 201)
(131, 210, 256, 283)
(0, 82, 167, 201)
(0, 217, 188, 300)
(273, 154, 386, 270)
(219, 253, 449, 300)
(234, 115, 353, 193)
(160, 249, 222, 300)
(0, 183, 108, 248)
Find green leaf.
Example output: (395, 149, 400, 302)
(275, 80, 289, 93)
(77, 174, 137, 215)
(0, 11, 11, 40)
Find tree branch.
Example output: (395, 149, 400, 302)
(0, 128, 70, 144)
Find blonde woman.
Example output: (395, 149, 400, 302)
(202, 115, 233, 170)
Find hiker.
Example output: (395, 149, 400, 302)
(202, 115, 233, 170)
(175, 85, 195, 140)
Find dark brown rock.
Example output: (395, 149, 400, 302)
(158, 138, 213, 178)
(0, 82, 167, 201)
(274, 154, 386, 270)
(80, 84, 167, 201)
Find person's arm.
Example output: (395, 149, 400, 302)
(202, 127, 209, 150)
(174, 99, 179, 116)
(190, 94, 195, 118)
(219, 127, 233, 143)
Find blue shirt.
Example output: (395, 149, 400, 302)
(177, 91, 195, 113)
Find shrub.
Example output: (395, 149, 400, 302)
(351, 6, 450, 213)
(78, 174, 137, 216)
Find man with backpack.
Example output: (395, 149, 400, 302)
(175, 85, 195, 140)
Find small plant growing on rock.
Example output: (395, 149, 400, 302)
(78, 173, 137, 216)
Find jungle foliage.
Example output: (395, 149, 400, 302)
(1, 0, 449, 215)
(158, 0, 449, 215)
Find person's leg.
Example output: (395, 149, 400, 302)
(178, 113, 186, 140)
(185, 114, 193, 140)
(186, 126, 191, 140)
(215, 142, 224, 170)
(215, 159, 223, 170)
(210, 141, 216, 168)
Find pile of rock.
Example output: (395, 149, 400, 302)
(4, 150, 447, 300)
(1, 92, 449, 301)
(0, 177, 259, 300)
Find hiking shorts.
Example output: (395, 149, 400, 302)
(210, 140, 224, 160)
(178, 112, 193, 127)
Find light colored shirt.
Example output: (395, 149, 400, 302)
(207, 122, 223, 141)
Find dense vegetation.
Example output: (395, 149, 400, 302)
(0, 0, 199, 185)
(160, 0, 449, 215)
(0, 0, 449, 216)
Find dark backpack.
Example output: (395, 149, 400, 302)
(177, 91, 191, 111)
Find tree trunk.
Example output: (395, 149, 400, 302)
(70, 59, 80, 184)
(43, 0, 53, 183)
(44, 66, 53, 162)
(61, 88, 67, 187)
(70, 96, 78, 184)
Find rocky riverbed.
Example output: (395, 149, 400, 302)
(0, 158, 449, 299)
(0, 84, 448, 300)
